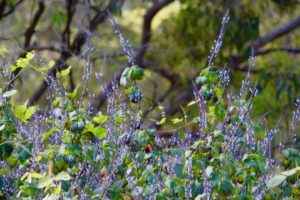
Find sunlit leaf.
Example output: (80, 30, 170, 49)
(171, 118, 183, 124)
(3, 89, 17, 97)
(267, 175, 286, 188)
(54, 171, 71, 181)
(187, 100, 198, 107)
(25, 106, 37, 120)
(60, 66, 72, 76)
(26, 52, 34, 60)
(93, 127, 107, 140)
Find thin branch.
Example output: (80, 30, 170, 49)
(256, 47, 300, 55)
(0, 0, 24, 20)
(251, 14, 300, 50)
(26, 45, 63, 53)
(29, 1, 115, 105)
(62, 0, 78, 49)
(135, 0, 174, 65)
(24, 2, 45, 49)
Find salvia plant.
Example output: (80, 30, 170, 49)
(0, 11, 299, 200)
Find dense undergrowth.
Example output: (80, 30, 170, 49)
(0, 13, 299, 200)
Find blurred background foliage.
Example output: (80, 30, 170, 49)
(0, 0, 299, 152)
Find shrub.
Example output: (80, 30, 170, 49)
(0, 14, 299, 200)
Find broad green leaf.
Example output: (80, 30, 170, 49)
(267, 175, 286, 188)
(70, 121, 85, 132)
(3, 89, 17, 97)
(25, 106, 37, 120)
(215, 87, 223, 97)
(53, 183, 62, 195)
(131, 65, 144, 80)
(16, 58, 28, 68)
(54, 171, 71, 181)
(281, 167, 300, 176)
(14, 105, 27, 121)
(29, 172, 42, 179)
(9, 65, 17, 72)
(42, 127, 57, 142)
(18, 143, 32, 163)
(93, 127, 107, 140)
(37, 177, 54, 188)
(120, 67, 132, 86)
(174, 163, 184, 179)
(219, 180, 233, 195)
(0, 143, 14, 160)
(93, 113, 108, 124)
(26, 52, 34, 60)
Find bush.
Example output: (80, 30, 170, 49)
(0, 17, 299, 200)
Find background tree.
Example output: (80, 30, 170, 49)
(0, 0, 299, 150)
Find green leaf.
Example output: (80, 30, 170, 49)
(126, 85, 142, 103)
(48, 60, 55, 68)
(9, 65, 17, 72)
(187, 100, 198, 107)
(207, 71, 218, 83)
(93, 114, 108, 124)
(16, 58, 28, 68)
(54, 171, 71, 181)
(26, 52, 34, 60)
(254, 124, 265, 141)
(25, 106, 37, 120)
(18, 143, 32, 163)
(42, 127, 57, 142)
(120, 67, 132, 86)
(0, 142, 14, 160)
(131, 65, 144, 80)
(70, 121, 85, 132)
(156, 117, 166, 125)
(219, 180, 233, 195)
(60, 66, 72, 76)
(195, 76, 207, 84)
(215, 87, 223, 97)
(3, 89, 17, 98)
(93, 127, 107, 140)
(37, 177, 54, 188)
(281, 167, 300, 176)
(0, 124, 5, 131)
(267, 175, 286, 188)
(174, 163, 184, 179)
(171, 118, 183, 124)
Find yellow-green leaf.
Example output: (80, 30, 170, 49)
(60, 66, 72, 76)
(187, 100, 198, 107)
(3, 89, 17, 98)
(267, 175, 286, 188)
(25, 106, 37, 120)
(54, 171, 71, 181)
(156, 117, 166, 125)
(93, 127, 107, 140)
(171, 118, 183, 124)
(26, 52, 34, 60)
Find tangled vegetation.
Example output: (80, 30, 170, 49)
(0, 10, 299, 199)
